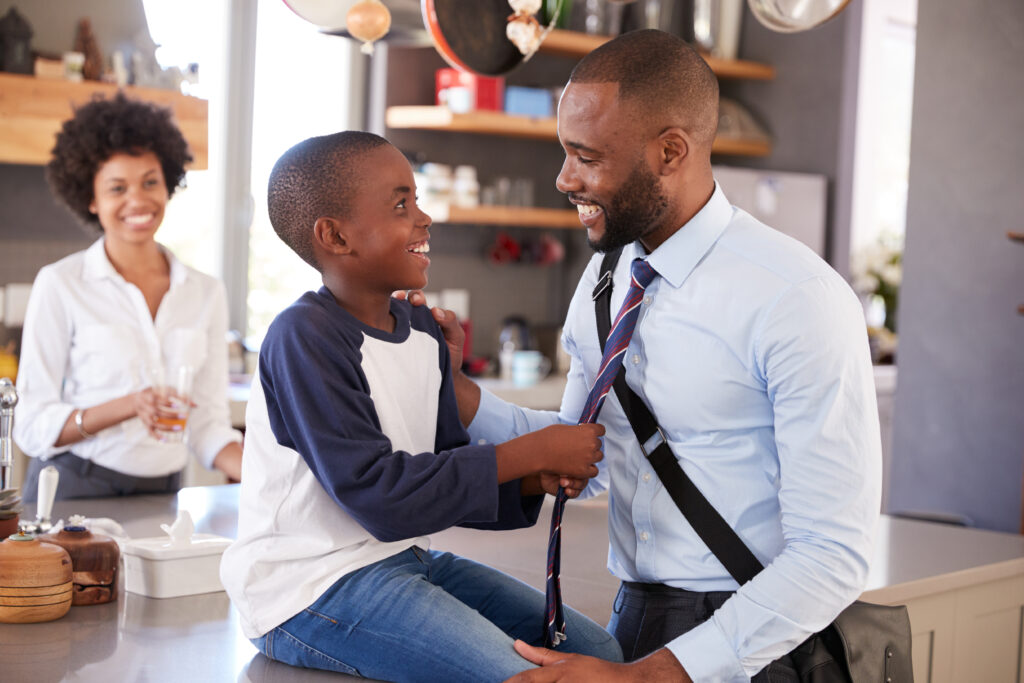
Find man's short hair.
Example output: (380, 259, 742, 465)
(569, 29, 720, 147)
(267, 131, 389, 270)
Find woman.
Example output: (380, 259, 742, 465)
(14, 92, 242, 501)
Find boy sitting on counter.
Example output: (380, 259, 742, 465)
(219, 131, 622, 682)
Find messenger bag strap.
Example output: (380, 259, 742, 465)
(593, 247, 764, 586)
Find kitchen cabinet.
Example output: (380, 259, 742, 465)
(0, 72, 208, 169)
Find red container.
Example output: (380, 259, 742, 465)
(435, 68, 504, 112)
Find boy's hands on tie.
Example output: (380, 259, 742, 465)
(495, 423, 605, 484)
(539, 472, 588, 498)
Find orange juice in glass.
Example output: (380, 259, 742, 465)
(151, 364, 194, 443)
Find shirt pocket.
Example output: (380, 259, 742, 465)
(70, 323, 141, 393)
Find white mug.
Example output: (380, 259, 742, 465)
(511, 350, 550, 387)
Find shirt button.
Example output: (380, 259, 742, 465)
(631, 354, 640, 365)
(642, 472, 651, 483)
(643, 295, 652, 305)
(640, 531, 649, 542)
(477, 438, 487, 445)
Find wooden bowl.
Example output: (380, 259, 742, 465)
(0, 533, 73, 623)
(41, 526, 120, 605)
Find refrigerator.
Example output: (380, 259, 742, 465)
(712, 165, 828, 258)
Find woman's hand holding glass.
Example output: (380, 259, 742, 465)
(137, 364, 195, 442)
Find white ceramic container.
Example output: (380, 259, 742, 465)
(122, 534, 232, 599)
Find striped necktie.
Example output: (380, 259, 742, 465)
(544, 257, 658, 648)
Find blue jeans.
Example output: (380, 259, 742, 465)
(251, 546, 622, 682)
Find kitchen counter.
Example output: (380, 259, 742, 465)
(2, 483, 1018, 682)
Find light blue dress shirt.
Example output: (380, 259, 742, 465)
(469, 184, 882, 681)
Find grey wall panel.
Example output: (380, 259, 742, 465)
(889, 0, 1024, 532)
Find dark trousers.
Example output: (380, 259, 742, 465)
(23, 452, 182, 502)
(608, 581, 800, 682)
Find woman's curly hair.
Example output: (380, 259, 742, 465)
(45, 92, 193, 235)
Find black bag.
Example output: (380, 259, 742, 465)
(594, 249, 913, 683)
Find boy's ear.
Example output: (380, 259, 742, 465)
(313, 216, 353, 256)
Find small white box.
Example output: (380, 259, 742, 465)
(122, 534, 232, 599)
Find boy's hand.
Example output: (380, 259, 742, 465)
(393, 289, 465, 369)
(539, 472, 589, 498)
(531, 423, 605, 479)
(496, 424, 604, 485)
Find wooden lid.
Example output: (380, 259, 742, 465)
(0, 534, 73, 589)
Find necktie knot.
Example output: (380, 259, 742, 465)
(630, 258, 657, 290)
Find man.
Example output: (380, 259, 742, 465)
(429, 29, 881, 682)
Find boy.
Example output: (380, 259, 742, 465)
(220, 131, 622, 682)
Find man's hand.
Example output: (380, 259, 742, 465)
(503, 641, 691, 683)
(504, 641, 629, 682)
(394, 289, 465, 369)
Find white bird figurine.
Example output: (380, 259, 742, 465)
(160, 509, 195, 545)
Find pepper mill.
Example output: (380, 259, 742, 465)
(0, 378, 23, 540)
(0, 532, 73, 623)
(43, 518, 120, 605)
(0, 377, 16, 491)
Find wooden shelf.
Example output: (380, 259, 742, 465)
(439, 204, 581, 229)
(388, 106, 557, 141)
(0, 72, 208, 169)
(386, 106, 772, 157)
(538, 29, 776, 80)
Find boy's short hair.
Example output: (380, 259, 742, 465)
(267, 131, 389, 270)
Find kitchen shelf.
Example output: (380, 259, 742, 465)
(436, 204, 581, 229)
(538, 29, 776, 80)
(0, 72, 208, 168)
(386, 106, 772, 157)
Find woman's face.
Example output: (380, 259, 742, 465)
(90, 151, 169, 247)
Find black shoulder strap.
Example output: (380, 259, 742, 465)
(592, 248, 623, 348)
(594, 249, 764, 586)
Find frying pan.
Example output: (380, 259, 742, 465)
(422, 0, 534, 76)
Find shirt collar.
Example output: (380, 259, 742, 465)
(633, 182, 733, 289)
(82, 236, 188, 286)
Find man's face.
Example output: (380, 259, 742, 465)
(555, 82, 669, 253)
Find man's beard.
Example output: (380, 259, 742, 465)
(587, 161, 670, 253)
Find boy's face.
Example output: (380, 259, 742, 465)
(343, 145, 432, 293)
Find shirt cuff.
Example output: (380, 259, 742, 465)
(467, 386, 517, 444)
(666, 618, 748, 683)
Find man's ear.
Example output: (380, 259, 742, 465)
(656, 127, 690, 176)
(313, 216, 352, 256)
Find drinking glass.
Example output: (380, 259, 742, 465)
(146, 363, 194, 443)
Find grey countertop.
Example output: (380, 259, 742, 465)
(2, 484, 1022, 682)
